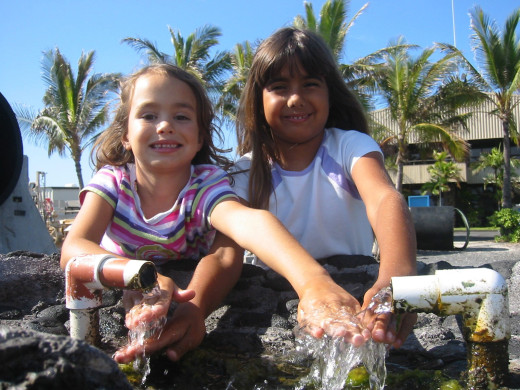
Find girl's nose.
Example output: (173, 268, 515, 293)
(287, 91, 305, 108)
(157, 120, 174, 134)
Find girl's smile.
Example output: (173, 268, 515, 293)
(150, 140, 182, 150)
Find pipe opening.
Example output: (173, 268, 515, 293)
(137, 262, 158, 290)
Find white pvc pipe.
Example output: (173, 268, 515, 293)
(391, 268, 510, 342)
(69, 309, 99, 342)
(65, 254, 157, 342)
(65, 254, 110, 310)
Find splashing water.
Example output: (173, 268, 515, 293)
(365, 287, 393, 316)
(295, 287, 393, 390)
(126, 284, 167, 385)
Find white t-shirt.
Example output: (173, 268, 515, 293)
(231, 128, 382, 266)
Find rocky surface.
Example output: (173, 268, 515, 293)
(0, 237, 519, 389)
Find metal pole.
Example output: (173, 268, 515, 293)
(452, 0, 457, 47)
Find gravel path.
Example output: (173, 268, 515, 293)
(417, 230, 520, 267)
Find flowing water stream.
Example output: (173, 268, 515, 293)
(293, 288, 392, 389)
(124, 284, 167, 386)
(122, 287, 393, 389)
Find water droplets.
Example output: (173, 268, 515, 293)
(127, 284, 167, 385)
(294, 287, 393, 389)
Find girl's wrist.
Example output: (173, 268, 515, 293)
(297, 271, 335, 300)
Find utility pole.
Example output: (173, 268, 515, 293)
(452, 0, 457, 47)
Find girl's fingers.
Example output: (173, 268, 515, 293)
(393, 313, 417, 348)
(171, 287, 196, 302)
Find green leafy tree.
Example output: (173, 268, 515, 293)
(123, 24, 231, 97)
(218, 41, 255, 123)
(421, 151, 462, 206)
(293, 0, 367, 61)
(488, 208, 520, 242)
(16, 49, 119, 188)
(472, 146, 520, 208)
(438, 6, 520, 208)
(363, 39, 484, 192)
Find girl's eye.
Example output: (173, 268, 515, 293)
(142, 113, 156, 121)
(174, 114, 190, 121)
(305, 79, 322, 87)
(266, 83, 286, 92)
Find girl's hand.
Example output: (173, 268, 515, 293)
(114, 272, 197, 364)
(122, 274, 195, 329)
(297, 276, 370, 347)
(360, 283, 417, 348)
(113, 301, 205, 363)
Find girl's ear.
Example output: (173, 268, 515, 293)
(197, 133, 204, 152)
(121, 135, 132, 151)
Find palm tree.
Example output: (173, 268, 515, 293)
(472, 146, 520, 208)
(421, 151, 462, 206)
(364, 39, 483, 192)
(293, 0, 367, 61)
(16, 49, 119, 188)
(122, 24, 231, 97)
(218, 41, 255, 124)
(438, 7, 520, 208)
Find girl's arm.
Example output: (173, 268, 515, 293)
(162, 232, 243, 361)
(210, 200, 368, 345)
(351, 151, 417, 348)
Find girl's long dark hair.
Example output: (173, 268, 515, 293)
(236, 27, 368, 209)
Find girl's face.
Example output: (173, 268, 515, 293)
(123, 73, 203, 177)
(262, 61, 329, 148)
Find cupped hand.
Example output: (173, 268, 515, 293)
(360, 284, 417, 348)
(297, 276, 370, 347)
(113, 301, 206, 364)
(122, 274, 195, 329)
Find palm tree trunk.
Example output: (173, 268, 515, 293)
(75, 159, 84, 189)
(395, 138, 406, 193)
(71, 145, 84, 189)
(502, 119, 512, 209)
(396, 157, 404, 193)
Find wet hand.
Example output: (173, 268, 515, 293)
(113, 301, 205, 364)
(361, 285, 416, 348)
(297, 277, 370, 347)
(393, 312, 417, 348)
(123, 274, 195, 329)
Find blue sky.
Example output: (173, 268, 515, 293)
(0, 0, 516, 186)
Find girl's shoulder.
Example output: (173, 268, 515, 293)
(193, 163, 227, 175)
(192, 164, 233, 184)
(80, 164, 133, 206)
(94, 164, 133, 185)
(325, 128, 380, 152)
(326, 128, 374, 142)
(231, 153, 253, 172)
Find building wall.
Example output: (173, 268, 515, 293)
(43, 187, 80, 220)
(370, 95, 520, 144)
(370, 95, 520, 186)
(387, 163, 520, 185)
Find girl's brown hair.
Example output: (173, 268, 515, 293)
(93, 64, 231, 171)
(236, 27, 369, 209)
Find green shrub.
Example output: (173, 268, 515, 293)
(488, 208, 520, 242)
